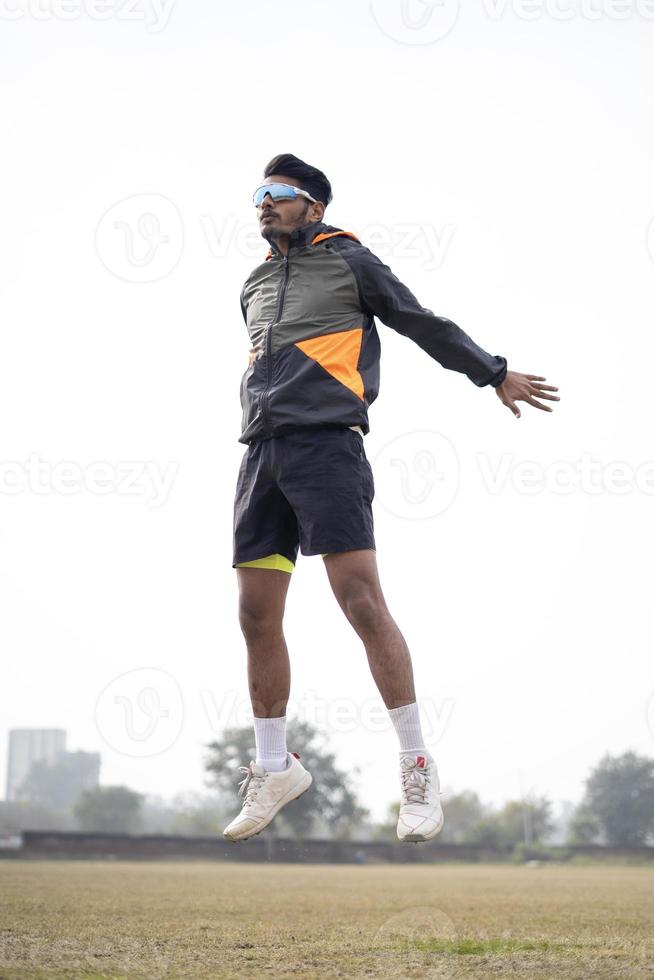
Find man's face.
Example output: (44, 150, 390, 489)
(256, 174, 323, 242)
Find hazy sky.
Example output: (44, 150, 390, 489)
(2, 1, 654, 823)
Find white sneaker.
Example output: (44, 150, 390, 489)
(396, 754, 444, 842)
(222, 751, 312, 842)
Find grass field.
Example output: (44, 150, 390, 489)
(0, 860, 653, 979)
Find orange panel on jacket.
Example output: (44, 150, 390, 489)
(295, 328, 364, 400)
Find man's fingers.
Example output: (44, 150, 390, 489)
(528, 389, 560, 401)
(496, 374, 559, 416)
(524, 396, 553, 412)
(496, 388, 521, 418)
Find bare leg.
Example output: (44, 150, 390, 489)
(236, 566, 293, 717)
(322, 549, 416, 708)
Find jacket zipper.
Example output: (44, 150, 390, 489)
(261, 252, 290, 433)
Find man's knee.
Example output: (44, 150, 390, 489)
(342, 589, 385, 634)
(238, 599, 282, 643)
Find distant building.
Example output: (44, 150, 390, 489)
(6, 729, 67, 801)
(5, 730, 101, 809)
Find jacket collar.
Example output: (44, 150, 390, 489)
(267, 219, 327, 257)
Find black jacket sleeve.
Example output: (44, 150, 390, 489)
(344, 243, 508, 388)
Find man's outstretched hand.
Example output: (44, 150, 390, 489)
(495, 371, 560, 419)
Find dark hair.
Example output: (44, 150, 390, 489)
(263, 153, 333, 207)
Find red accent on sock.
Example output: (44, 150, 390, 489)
(292, 752, 300, 760)
(416, 755, 426, 768)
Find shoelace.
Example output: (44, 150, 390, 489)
(400, 762, 431, 805)
(237, 765, 267, 804)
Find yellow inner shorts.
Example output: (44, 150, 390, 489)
(236, 553, 329, 573)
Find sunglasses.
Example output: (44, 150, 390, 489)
(252, 182, 318, 207)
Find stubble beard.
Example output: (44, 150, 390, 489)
(260, 201, 311, 244)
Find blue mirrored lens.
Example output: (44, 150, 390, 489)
(253, 183, 299, 206)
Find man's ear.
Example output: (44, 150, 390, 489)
(309, 201, 325, 222)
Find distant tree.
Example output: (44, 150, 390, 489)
(170, 799, 227, 837)
(141, 791, 230, 837)
(438, 790, 487, 844)
(373, 790, 489, 844)
(372, 790, 551, 848)
(566, 803, 601, 845)
(463, 812, 504, 849)
(73, 786, 143, 833)
(17, 751, 100, 812)
(205, 719, 368, 839)
(501, 797, 554, 846)
(580, 751, 654, 846)
(548, 800, 577, 846)
(465, 796, 553, 848)
(370, 800, 402, 842)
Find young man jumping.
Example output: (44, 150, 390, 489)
(223, 153, 559, 843)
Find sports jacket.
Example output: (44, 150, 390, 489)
(238, 218, 508, 445)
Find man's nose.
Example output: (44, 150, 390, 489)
(259, 191, 275, 208)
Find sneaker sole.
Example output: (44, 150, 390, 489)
(397, 808, 445, 843)
(223, 771, 313, 843)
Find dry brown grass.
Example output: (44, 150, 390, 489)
(0, 860, 653, 978)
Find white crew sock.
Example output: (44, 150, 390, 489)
(388, 701, 434, 763)
(253, 715, 288, 772)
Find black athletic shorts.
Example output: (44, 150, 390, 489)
(232, 426, 376, 570)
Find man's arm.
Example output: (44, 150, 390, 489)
(345, 244, 508, 388)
